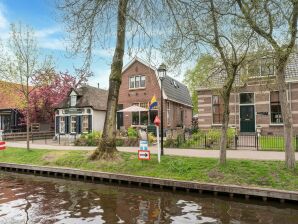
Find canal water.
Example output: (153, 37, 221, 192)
(0, 172, 298, 224)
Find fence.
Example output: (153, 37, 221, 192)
(164, 132, 298, 151)
(3, 131, 55, 142)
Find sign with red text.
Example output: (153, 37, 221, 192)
(138, 150, 150, 160)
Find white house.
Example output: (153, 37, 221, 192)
(55, 85, 108, 136)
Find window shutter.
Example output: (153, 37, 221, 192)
(88, 115, 92, 133)
(55, 116, 60, 133)
(76, 116, 82, 134)
(65, 116, 69, 133)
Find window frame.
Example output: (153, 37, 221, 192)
(270, 91, 283, 125)
(70, 116, 77, 133)
(60, 116, 65, 133)
(129, 75, 146, 89)
(82, 115, 89, 133)
(131, 102, 148, 125)
(70, 95, 77, 107)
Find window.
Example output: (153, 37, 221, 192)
(70, 95, 77, 107)
(129, 77, 135, 89)
(131, 102, 148, 125)
(270, 91, 283, 124)
(212, 95, 223, 124)
(167, 101, 171, 125)
(129, 75, 146, 89)
(135, 76, 140, 88)
(70, 116, 76, 133)
(82, 115, 89, 133)
(60, 117, 65, 133)
(240, 93, 254, 104)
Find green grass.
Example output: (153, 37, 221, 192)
(0, 147, 298, 191)
(259, 136, 297, 151)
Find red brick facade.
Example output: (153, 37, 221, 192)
(197, 81, 298, 135)
(118, 59, 192, 129)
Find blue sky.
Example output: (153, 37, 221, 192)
(0, 0, 187, 88)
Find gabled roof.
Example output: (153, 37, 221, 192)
(123, 57, 193, 108)
(162, 76, 193, 107)
(0, 81, 27, 110)
(197, 52, 298, 90)
(57, 85, 108, 111)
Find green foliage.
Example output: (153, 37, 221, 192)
(164, 128, 236, 149)
(148, 132, 156, 145)
(1, 148, 298, 191)
(127, 127, 138, 138)
(183, 54, 216, 113)
(74, 131, 102, 146)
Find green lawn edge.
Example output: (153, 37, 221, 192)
(0, 147, 298, 191)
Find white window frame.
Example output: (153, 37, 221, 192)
(129, 75, 146, 89)
(70, 116, 76, 133)
(167, 101, 171, 126)
(60, 116, 65, 133)
(269, 91, 283, 125)
(82, 115, 89, 133)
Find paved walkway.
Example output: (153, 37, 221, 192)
(6, 141, 298, 161)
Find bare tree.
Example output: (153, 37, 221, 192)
(236, 0, 298, 169)
(0, 23, 52, 151)
(57, 0, 163, 159)
(164, 0, 254, 164)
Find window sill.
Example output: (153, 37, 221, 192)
(129, 87, 146, 90)
(269, 123, 283, 126)
(212, 124, 222, 127)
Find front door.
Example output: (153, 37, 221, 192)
(117, 104, 124, 130)
(240, 105, 255, 132)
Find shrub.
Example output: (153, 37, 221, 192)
(74, 131, 102, 146)
(148, 132, 156, 145)
(127, 127, 138, 138)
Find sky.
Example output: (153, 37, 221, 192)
(0, 0, 189, 89)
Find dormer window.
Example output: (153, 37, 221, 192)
(70, 91, 77, 107)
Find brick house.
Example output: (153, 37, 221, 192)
(197, 53, 298, 135)
(118, 57, 193, 130)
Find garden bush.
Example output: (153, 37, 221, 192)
(127, 127, 138, 138)
(74, 131, 102, 146)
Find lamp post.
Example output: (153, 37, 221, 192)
(157, 63, 166, 156)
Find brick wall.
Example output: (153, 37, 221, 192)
(118, 60, 192, 129)
(197, 82, 298, 135)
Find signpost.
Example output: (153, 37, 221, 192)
(138, 150, 150, 160)
(154, 116, 161, 163)
(138, 140, 150, 161)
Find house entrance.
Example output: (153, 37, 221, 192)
(117, 104, 124, 130)
(239, 93, 255, 133)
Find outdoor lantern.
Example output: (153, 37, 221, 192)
(157, 63, 167, 80)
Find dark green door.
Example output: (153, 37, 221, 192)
(240, 105, 255, 132)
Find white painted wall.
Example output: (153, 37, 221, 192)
(93, 110, 106, 132)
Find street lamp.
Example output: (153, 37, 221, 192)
(157, 63, 166, 156)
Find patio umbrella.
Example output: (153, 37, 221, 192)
(117, 105, 148, 112)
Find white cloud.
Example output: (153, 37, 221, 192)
(0, 3, 8, 30)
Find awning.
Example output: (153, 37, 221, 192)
(117, 105, 148, 112)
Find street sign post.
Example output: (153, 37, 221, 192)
(138, 150, 150, 160)
(154, 116, 161, 163)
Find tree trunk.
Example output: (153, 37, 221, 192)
(219, 93, 230, 165)
(276, 56, 296, 169)
(26, 104, 30, 151)
(219, 70, 236, 165)
(91, 0, 128, 160)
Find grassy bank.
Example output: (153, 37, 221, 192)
(0, 148, 298, 191)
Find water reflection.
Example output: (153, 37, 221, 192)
(0, 172, 298, 224)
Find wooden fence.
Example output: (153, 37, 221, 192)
(3, 131, 55, 141)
